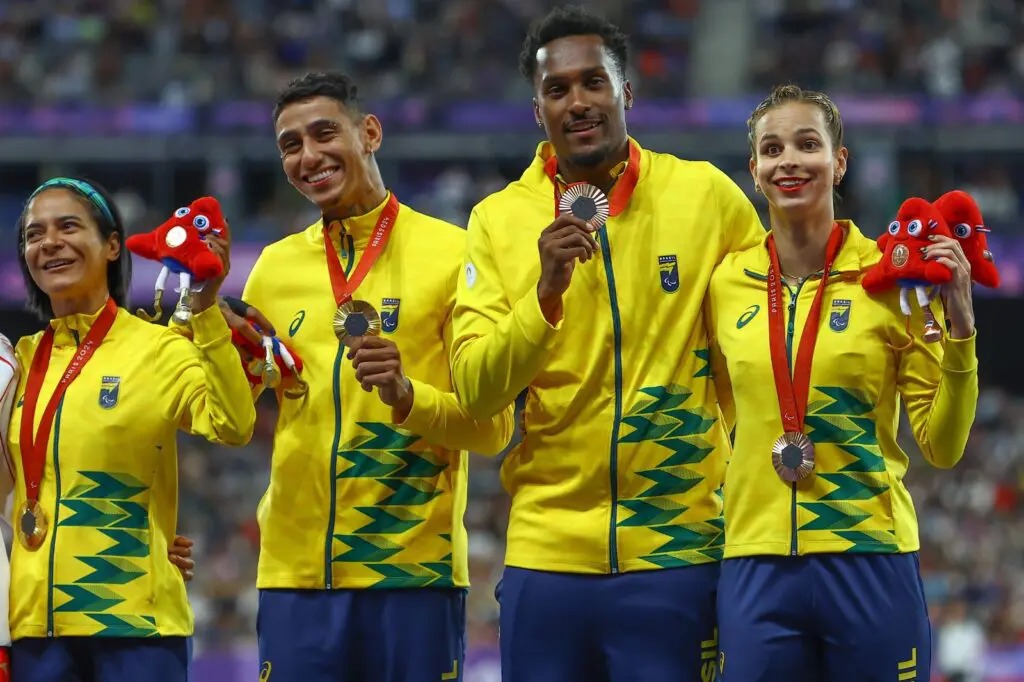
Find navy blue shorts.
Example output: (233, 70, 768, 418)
(718, 553, 931, 682)
(257, 588, 465, 682)
(11, 636, 190, 682)
(498, 565, 720, 682)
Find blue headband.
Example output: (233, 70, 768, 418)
(28, 177, 116, 227)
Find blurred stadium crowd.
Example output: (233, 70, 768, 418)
(2, 0, 1023, 239)
(2, 0, 1024, 680)
(2, 0, 1024, 103)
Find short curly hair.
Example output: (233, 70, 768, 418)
(519, 6, 629, 82)
(273, 71, 362, 123)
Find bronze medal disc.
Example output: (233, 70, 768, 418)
(333, 300, 382, 346)
(18, 500, 48, 551)
(771, 432, 816, 483)
(559, 183, 610, 229)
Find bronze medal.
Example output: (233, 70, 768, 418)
(333, 300, 382, 346)
(19, 500, 48, 550)
(558, 183, 610, 229)
(765, 225, 845, 485)
(19, 298, 119, 554)
(771, 432, 816, 483)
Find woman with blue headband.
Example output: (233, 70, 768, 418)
(2, 176, 256, 681)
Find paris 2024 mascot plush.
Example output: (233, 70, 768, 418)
(933, 189, 1000, 289)
(229, 325, 308, 399)
(862, 197, 952, 343)
(125, 197, 228, 324)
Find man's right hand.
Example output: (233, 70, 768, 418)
(536, 214, 599, 324)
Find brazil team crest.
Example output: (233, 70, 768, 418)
(381, 298, 400, 334)
(658, 255, 679, 293)
(99, 376, 121, 409)
(830, 299, 851, 332)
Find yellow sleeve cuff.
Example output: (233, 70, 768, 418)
(941, 331, 977, 374)
(513, 288, 561, 350)
(189, 305, 231, 350)
(395, 378, 439, 432)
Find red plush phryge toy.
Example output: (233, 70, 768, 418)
(221, 295, 308, 399)
(933, 189, 1000, 289)
(126, 196, 227, 324)
(862, 197, 953, 343)
(231, 328, 308, 399)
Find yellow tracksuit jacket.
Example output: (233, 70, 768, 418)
(7, 305, 255, 639)
(451, 139, 765, 573)
(242, 194, 513, 590)
(708, 220, 978, 557)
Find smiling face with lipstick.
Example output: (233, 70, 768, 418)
(748, 91, 848, 239)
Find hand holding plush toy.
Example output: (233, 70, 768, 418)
(862, 197, 953, 342)
(933, 189, 1000, 289)
(126, 197, 228, 323)
(220, 296, 308, 399)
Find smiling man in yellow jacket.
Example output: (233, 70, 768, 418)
(450, 7, 765, 682)
(239, 72, 513, 682)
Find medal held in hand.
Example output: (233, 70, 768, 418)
(323, 194, 399, 345)
(333, 300, 382, 345)
(544, 139, 642, 226)
(558, 183, 610, 229)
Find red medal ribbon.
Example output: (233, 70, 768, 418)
(767, 223, 845, 434)
(20, 297, 118, 504)
(544, 139, 641, 217)
(323, 193, 400, 306)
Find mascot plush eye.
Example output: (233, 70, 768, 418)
(907, 219, 923, 237)
(175, 206, 191, 218)
(193, 214, 210, 232)
(888, 220, 900, 235)
(954, 223, 972, 238)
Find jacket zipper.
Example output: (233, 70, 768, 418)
(598, 228, 624, 573)
(324, 345, 345, 588)
(324, 243, 356, 589)
(46, 401, 66, 636)
(785, 280, 805, 556)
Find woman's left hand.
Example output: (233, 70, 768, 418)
(194, 233, 231, 313)
(924, 234, 975, 339)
